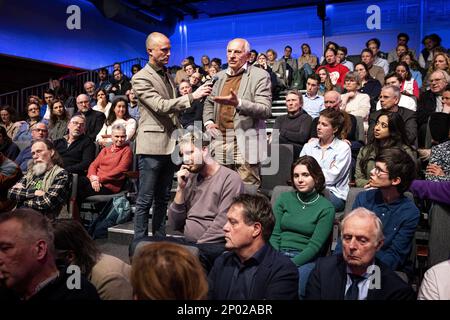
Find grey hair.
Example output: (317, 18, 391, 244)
(432, 69, 450, 84)
(382, 85, 401, 99)
(340, 207, 384, 243)
(286, 90, 303, 105)
(84, 81, 95, 88)
(70, 114, 86, 122)
(344, 71, 361, 87)
(228, 38, 251, 53)
(111, 123, 126, 133)
(324, 90, 342, 104)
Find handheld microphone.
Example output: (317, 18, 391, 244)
(200, 75, 218, 103)
(205, 75, 219, 87)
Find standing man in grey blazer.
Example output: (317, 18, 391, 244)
(131, 32, 211, 239)
(203, 38, 272, 187)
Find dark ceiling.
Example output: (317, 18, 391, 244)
(88, 0, 353, 37)
(123, 0, 323, 19)
(94, 0, 349, 21)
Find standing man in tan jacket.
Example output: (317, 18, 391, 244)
(131, 32, 211, 239)
(203, 38, 272, 187)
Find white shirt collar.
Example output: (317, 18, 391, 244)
(226, 63, 248, 76)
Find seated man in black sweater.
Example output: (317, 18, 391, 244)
(54, 114, 95, 175)
(75, 94, 105, 141)
(272, 90, 312, 157)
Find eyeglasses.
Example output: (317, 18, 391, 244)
(32, 128, 48, 133)
(70, 121, 85, 127)
(372, 166, 389, 176)
(28, 108, 40, 112)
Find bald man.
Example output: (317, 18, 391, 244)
(203, 38, 272, 187)
(131, 32, 212, 239)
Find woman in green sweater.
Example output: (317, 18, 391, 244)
(270, 155, 335, 299)
(355, 111, 416, 188)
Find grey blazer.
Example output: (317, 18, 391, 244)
(131, 63, 191, 155)
(203, 65, 272, 163)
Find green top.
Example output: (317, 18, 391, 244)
(355, 144, 416, 187)
(269, 190, 335, 266)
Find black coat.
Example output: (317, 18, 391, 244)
(78, 109, 106, 141)
(305, 254, 416, 300)
(208, 245, 299, 300)
(54, 134, 96, 174)
(417, 90, 438, 127)
(0, 267, 100, 301)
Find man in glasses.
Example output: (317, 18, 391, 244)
(418, 70, 450, 147)
(335, 148, 419, 276)
(15, 122, 49, 172)
(54, 114, 95, 175)
(75, 94, 105, 141)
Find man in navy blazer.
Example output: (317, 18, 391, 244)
(208, 194, 299, 300)
(306, 207, 416, 300)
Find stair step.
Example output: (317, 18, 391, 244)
(107, 220, 184, 246)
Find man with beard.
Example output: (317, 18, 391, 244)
(8, 139, 69, 218)
(54, 114, 95, 175)
(15, 122, 49, 172)
(130, 131, 243, 271)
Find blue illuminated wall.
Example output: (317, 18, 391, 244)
(0, 0, 147, 69)
(169, 0, 450, 66)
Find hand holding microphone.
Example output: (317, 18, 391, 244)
(192, 75, 218, 101)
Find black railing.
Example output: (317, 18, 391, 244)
(0, 57, 147, 117)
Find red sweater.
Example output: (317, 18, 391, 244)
(316, 64, 349, 88)
(87, 145, 132, 193)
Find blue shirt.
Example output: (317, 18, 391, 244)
(15, 145, 32, 172)
(300, 137, 351, 200)
(40, 104, 48, 119)
(13, 119, 49, 142)
(128, 104, 140, 122)
(302, 93, 324, 119)
(336, 189, 420, 271)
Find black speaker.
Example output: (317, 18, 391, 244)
(317, 3, 326, 20)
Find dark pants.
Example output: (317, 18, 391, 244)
(133, 154, 175, 240)
(77, 176, 113, 208)
(130, 236, 225, 273)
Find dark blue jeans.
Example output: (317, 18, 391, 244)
(133, 154, 176, 240)
(281, 249, 316, 299)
